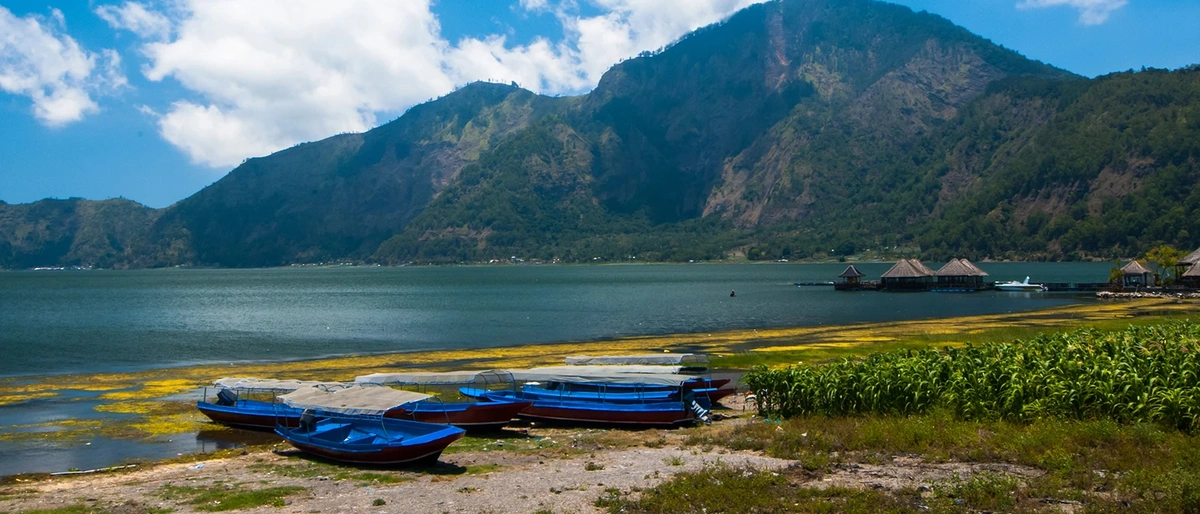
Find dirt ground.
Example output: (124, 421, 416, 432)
(0, 409, 1051, 514)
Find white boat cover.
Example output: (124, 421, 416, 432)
(564, 354, 709, 366)
(507, 366, 700, 386)
(354, 370, 515, 386)
(213, 377, 348, 392)
(527, 365, 686, 375)
(279, 385, 432, 416)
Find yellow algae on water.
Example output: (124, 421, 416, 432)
(97, 379, 199, 401)
(0, 391, 58, 406)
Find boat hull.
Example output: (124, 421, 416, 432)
(276, 417, 465, 465)
(196, 399, 301, 430)
(384, 400, 531, 430)
(464, 389, 697, 427)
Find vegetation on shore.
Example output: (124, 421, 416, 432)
(745, 321, 1200, 429)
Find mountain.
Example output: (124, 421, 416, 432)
(3, 0, 1198, 268)
(0, 198, 158, 269)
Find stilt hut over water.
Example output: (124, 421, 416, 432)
(835, 264, 869, 291)
(935, 259, 990, 291)
(839, 264, 865, 285)
(880, 259, 936, 291)
(1121, 260, 1154, 287)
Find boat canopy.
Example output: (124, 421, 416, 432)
(354, 370, 515, 386)
(564, 354, 708, 366)
(535, 364, 688, 375)
(507, 366, 700, 386)
(213, 377, 348, 393)
(279, 385, 432, 416)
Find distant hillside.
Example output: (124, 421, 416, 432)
(2, 0, 1198, 269)
(0, 198, 158, 269)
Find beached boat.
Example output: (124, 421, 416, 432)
(275, 385, 465, 465)
(549, 365, 734, 393)
(995, 277, 1046, 292)
(461, 367, 712, 427)
(353, 370, 531, 430)
(195, 378, 346, 430)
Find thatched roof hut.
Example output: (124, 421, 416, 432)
(934, 259, 990, 290)
(839, 265, 865, 279)
(1121, 260, 1154, 286)
(1180, 247, 1200, 266)
(881, 259, 935, 290)
(936, 259, 989, 277)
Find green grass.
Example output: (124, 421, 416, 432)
(596, 464, 922, 513)
(680, 412, 1200, 512)
(156, 484, 306, 512)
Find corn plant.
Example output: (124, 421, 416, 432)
(744, 321, 1200, 431)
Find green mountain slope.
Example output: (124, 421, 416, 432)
(137, 83, 571, 267)
(2, 0, 1197, 268)
(0, 198, 159, 269)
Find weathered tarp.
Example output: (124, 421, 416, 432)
(506, 366, 700, 386)
(279, 385, 431, 416)
(354, 370, 514, 386)
(564, 354, 709, 366)
(213, 377, 348, 393)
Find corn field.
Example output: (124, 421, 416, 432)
(743, 321, 1200, 430)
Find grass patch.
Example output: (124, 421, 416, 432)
(156, 483, 305, 512)
(685, 412, 1200, 511)
(596, 464, 922, 513)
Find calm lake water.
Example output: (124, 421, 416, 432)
(0, 262, 1114, 475)
(0, 262, 1114, 378)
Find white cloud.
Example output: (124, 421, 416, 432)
(95, 2, 172, 40)
(113, 0, 762, 169)
(1017, 0, 1128, 25)
(139, 0, 454, 168)
(0, 7, 124, 126)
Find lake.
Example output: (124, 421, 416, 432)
(0, 262, 1116, 475)
(0, 262, 1113, 378)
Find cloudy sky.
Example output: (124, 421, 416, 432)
(2, 0, 1197, 208)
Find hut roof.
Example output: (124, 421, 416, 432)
(1185, 264, 1200, 278)
(839, 264, 865, 278)
(881, 259, 935, 278)
(959, 259, 989, 276)
(1181, 247, 1200, 265)
(1121, 260, 1154, 275)
(936, 259, 990, 277)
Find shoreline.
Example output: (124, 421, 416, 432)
(0, 298, 1197, 477)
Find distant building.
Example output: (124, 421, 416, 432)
(1121, 260, 1154, 287)
(834, 264, 869, 291)
(935, 258, 990, 291)
(1177, 247, 1200, 283)
(880, 259, 935, 291)
(839, 264, 865, 285)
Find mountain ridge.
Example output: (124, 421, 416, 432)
(3, 0, 1197, 269)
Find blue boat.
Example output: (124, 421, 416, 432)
(275, 385, 465, 465)
(461, 367, 713, 426)
(196, 378, 346, 430)
(353, 370, 532, 430)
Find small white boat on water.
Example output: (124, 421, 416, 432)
(994, 276, 1046, 292)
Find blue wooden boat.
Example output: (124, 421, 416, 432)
(275, 385, 465, 465)
(354, 370, 531, 430)
(460, 367, 713, 426)
(196, 378, 345, 430)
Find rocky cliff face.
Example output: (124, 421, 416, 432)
(5, 0, 1198, 268)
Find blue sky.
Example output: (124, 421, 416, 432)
(1, 0, 1196, 208)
